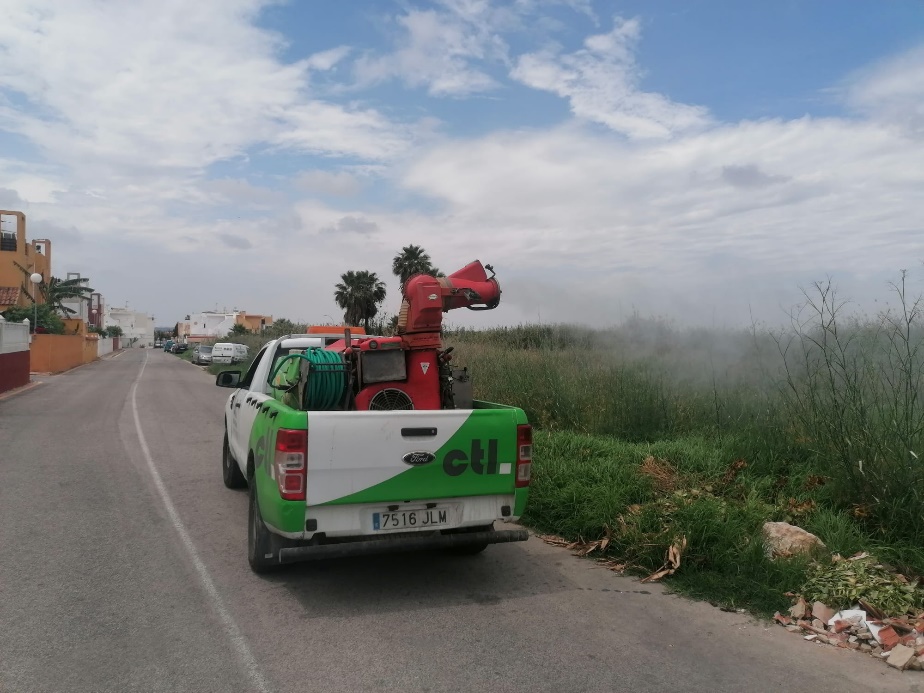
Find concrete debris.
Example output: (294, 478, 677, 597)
(812, 602, 836, 624)
(887, 645, 916, 670)
(789, 597, 810, 620)
(762, 522, 826, 559)
(775, 597, 924, 673)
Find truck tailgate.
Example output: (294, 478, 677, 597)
(306, 408, 521, 506)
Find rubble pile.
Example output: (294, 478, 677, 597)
(774, 598, 924, 671)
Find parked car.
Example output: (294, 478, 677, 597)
(173, 342, 189, 354)
(154, 339, 163, 348)
(163, 340, 174, 352)
(192, 345, 213, 365)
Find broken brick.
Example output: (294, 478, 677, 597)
(833, 620, 853, 633)
(773, 612, 792, 626)
(878, 626, 900, 651)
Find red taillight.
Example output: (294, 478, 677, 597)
(275, 428, 307, 501)
(515, 424, 532, 488)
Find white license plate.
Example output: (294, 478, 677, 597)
(373, 508, 449, 531)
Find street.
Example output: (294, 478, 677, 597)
(0, 349, 914, 692)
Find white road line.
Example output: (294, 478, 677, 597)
(130, 352, 273, 693)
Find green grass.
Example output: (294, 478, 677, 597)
(520, 429, 920, 616)
(444, 292, 924, 615)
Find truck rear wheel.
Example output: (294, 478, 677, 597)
(247, 481, 280, 574)
(222, 432, 247, 489)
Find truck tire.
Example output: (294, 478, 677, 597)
(222, 432, 247, 489)
(247, 481, 280, 574)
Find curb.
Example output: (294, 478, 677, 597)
(0, 380, 44, 402)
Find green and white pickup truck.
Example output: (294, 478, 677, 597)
(216, 333, 532, 573)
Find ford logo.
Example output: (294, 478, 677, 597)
(402, 451, 436, 466)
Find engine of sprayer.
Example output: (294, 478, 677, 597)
(326, 260, 500, 411)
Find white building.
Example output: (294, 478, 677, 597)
(185, 311, 272, 341)
(105, 307, 155, 347)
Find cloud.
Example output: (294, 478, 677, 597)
(353, 3, 512, 96)
(0, 0, 408, 179)
(393, 108, 923, 323)
(721, 164, 789, 189)
(320, 215, 379, 236)
(294, 170, 362, 197)
(843, 45, 924, 136)
(307, 46, 352, 71)
(0, 188, 23, 207)
(218, 233, 252, 250)
(511, 17, 711, 138)
(200, 178, 287, 208)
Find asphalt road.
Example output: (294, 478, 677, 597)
(0, 349, 917, 692)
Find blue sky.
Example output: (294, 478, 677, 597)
(1, 0, 923, 328)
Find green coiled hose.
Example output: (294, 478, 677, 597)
(269, 348, 347, 410)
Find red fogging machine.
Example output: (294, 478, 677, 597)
(325, 260, 501, 411)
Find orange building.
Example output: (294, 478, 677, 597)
(0, 210, 52, 311)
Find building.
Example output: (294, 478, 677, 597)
(105, 306, 155, 347)
(184, 311, 273, 342)
(59, 272, 100, 323)
(0, 210, 51, 311)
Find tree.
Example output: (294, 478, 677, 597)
(104, 325, 123, 338)
(392, 244, 440, 289)
(228, 323, 249, 336)
(40, 276, 95, 316)
(267, 318, 300, 337)
(1, 305, 65, 334)
(334, 270, 387, 330)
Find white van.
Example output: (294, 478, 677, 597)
(212, 343, 250, 364)
(211, 343, 236, 364)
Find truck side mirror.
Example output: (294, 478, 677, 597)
(216, 371, 242, 388)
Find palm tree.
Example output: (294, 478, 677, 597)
(334, 270, 387, 330)
(391, 245, 440, 289)
(41, 276, 95, 316)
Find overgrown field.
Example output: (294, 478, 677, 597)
(448, 278, 924, 616)
(186, 278, 924, 615)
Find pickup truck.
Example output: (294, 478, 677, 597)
(216, 333, 531, 573)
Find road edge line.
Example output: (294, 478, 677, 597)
(130, 352, 273, 693)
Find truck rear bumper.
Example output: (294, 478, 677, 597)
(277, 528, 528, 564)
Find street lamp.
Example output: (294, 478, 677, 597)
(91, 308, 98, 330)
(29, 273, 42, 333)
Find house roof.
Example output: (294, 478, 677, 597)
(0, 286, 21, 308)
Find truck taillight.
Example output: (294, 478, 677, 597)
(515, 424, 532, 488)
(275, 429, 307, 501)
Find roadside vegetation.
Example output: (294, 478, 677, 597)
(172, 261, 924, 618)
(448, 273, 924, 617)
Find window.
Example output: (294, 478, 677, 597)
(240, 347, 267, 389)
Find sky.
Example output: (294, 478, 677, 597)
(0, 0, 922, 330)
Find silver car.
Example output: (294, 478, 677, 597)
(192, 345, 213, 365)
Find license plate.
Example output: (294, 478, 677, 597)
(373, 508, 449, 531)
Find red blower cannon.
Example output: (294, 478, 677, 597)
(397, 260, 501, 349)
(340, 260, 501, 411)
